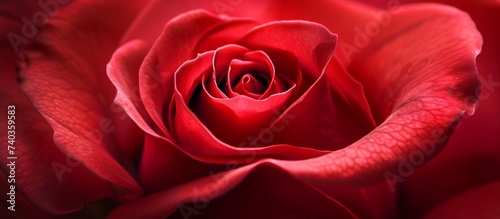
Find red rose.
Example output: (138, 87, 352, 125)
(0, 0, 487, 218)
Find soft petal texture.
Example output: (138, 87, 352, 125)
(0, 171, 117, 219)
(392, 0, 500, 217)
(6, 0, 148, 213)
(238, 21, 336, 77)
(281, 2, 480, 184)
(138, 134, 227, 194)
(174, 85, 331, 163)
(0, 0, 118, 215)
(0, 100, 117, 217)
(109, 163, 357, 219)
(423, 181, 500, 219)
(351, 3, 500, 216)
(107, 40, 162, 138)
(121, 0, 232, 44)
(325, 56, 376, 128)
(0, 93, 116, 214)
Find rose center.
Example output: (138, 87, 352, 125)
(225, 58, 270, 97)
(235, 73, 268, 95)
(213, 50, 277, 100)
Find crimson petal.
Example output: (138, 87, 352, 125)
(13, 0, 148, 212)
(139, 134, 227, 194)
(398, 0, 500, 216)
(107, 40, 163, 139)
(109, 163, 357, 219)
(181, 45, 295, 146)
(138, 10, 258, 136)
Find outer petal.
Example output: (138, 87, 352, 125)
(0, 170, 116, 218)
(325, 56, 377, 128)
(107, 40, 162, 139)
(291, 3, 479, 182)
(10, 0, 149, 213)
(0, 0, 122, 215)
(395, 0, 500, 217)
(109, 163, 357, 219)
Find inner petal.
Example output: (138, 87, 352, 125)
(182, 45, 299, 146)
(237, 74, 267, 95)
(228, 59, 269, 97)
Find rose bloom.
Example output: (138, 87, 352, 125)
(0, 0, 498, 218)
